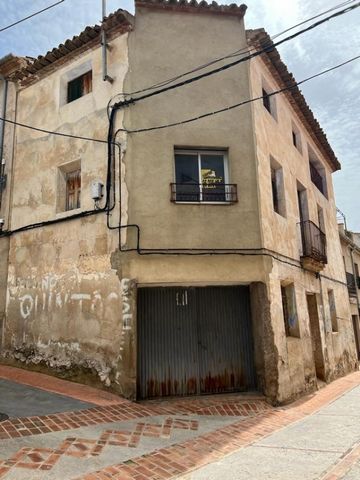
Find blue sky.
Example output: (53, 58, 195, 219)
(0, 0, 359, 230)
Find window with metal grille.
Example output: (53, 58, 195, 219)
(66, 170, 81, 211)
(67, 71, 92, 103)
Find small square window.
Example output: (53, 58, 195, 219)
(57, 160, 81, 212)
(281, 283, 300, 338)
(67, 71, 92, 103)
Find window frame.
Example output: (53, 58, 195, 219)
(270, 156, 286, 217)
(291, 122, 302, 153)
(173, 149, 231, 204)
(57, 160, 82, 213)
(65, 169, 81, 211)
(67, 70, 92, 104)
(261, 80, 277, 120)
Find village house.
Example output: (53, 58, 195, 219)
(338, 221, 360, 359)
(0, 0, 358, 404)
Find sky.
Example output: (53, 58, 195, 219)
(0, 0, 359, 230)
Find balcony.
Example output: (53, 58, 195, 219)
(346, 272, 358, 298)
(170, 183, 238, 203)
(299, 220, 327, 272)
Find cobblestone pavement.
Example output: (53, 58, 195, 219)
(0, 365, 359, 480)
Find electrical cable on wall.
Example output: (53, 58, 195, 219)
(115, 54, 360, 134)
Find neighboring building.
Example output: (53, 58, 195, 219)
(339, 223, 360, 359)
(0, 1, 358, 404)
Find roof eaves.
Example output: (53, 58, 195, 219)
(12, 9, 134, 86)
(135, 0, 247, 17)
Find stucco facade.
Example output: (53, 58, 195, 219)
(339, 225, 360, 359)
(0, 1, 358, 404)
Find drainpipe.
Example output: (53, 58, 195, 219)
(0, 74, 8, 211)
(101, 0, 113, 83)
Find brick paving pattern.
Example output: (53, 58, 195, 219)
(0, 366, 359, 480)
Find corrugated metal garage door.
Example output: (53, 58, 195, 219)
(137, 286, 256, 399)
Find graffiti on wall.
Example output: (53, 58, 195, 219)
(10, 273, 119, 320)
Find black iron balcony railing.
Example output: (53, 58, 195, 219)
(310, 162, 325, 195)
(299, 220, 327, 264)
(346, 272, 357, 298)
(170, 183, 238, 203)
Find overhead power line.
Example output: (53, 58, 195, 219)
(0, 117, 107, 144)
(0, 0, 65, 33)
(115, 54, 360, 134)
(108, 0, 357, 103)
(1, 53, 358, 141)
(113, 1, 360, 109)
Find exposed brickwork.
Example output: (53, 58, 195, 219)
(72, 372, 360, 480)
(0, 418, 199, 478)
(320, 442, 360, 480)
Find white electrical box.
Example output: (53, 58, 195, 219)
(91, 181, 104, 200)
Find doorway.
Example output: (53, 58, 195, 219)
(306, 293, 326, 380)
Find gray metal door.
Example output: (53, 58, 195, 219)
(196, 286, 257, 393)
(137, 286, 256, 399)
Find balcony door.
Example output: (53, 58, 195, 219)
(297, 185, 309, 255)
(174, 150, 228, 202)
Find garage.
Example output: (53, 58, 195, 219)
(137, 285, 257, 399)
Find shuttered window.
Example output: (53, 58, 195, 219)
(67, 71, 92, 103)
(66, 170, 81, 211)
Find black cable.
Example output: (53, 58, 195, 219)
(115, 53, 360, 134)
(113, 2, 360, 110)
(0, 117, 108, 144)
(0, 0, 65, 33)
(107, 0, 356, 106)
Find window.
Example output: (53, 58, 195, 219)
(328, 289, 338, 332)
(57, 160, 81, 212)
(262, 88, 271, 113)
(262, 82, 277, 119)
(291, 123, 302, 153)
(308, 147, 327, 197)
(67, 71, 92, 103)
(317, 205, 325, 233)
(66, 170, 81, 211)
(172, 149, 237, 203)
(270, 157, 286, 217)
(355, 263, 360, 289)
(281, 283, 300, 338)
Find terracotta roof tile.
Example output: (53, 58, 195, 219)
(247, 28, 340, 172)
(11, 9, 134, 86)
(135, 0, 247, 17)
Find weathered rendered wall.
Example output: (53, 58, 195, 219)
(0, 74, 18, 351)
(1, 33, 133, 393)
(122, 6, 261, 251)
(249, 55, 358, 402)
